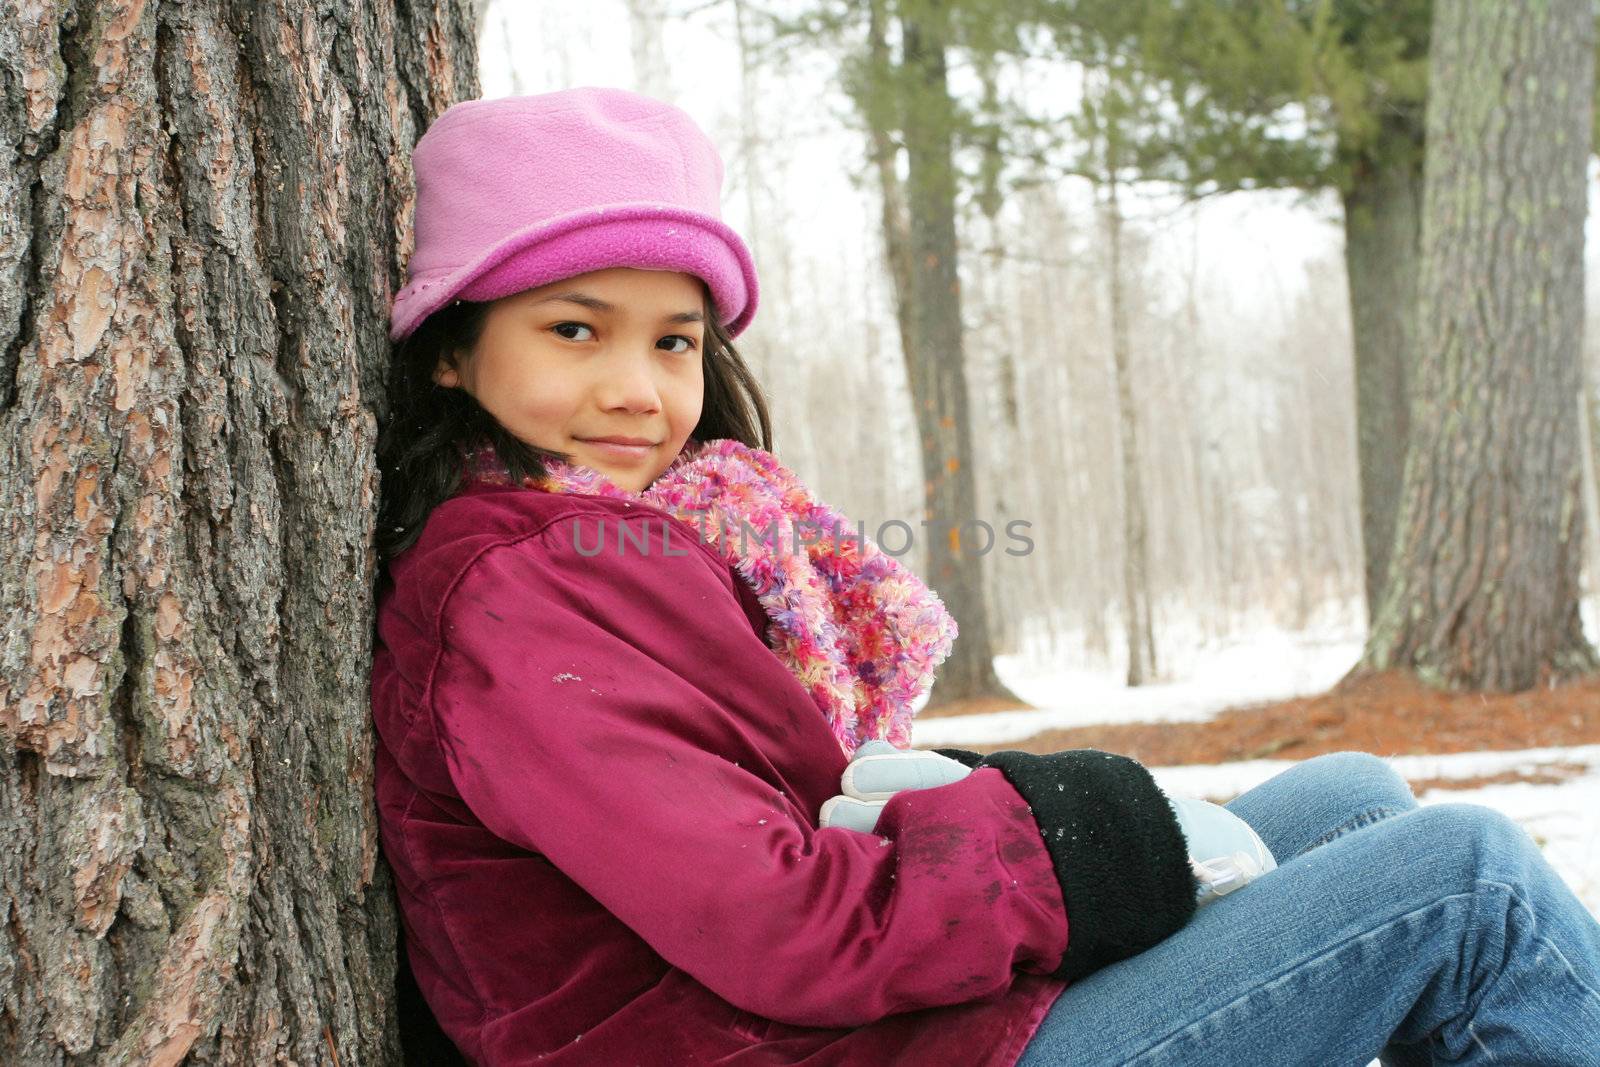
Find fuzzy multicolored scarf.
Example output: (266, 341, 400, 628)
(463, 438, 958, 757)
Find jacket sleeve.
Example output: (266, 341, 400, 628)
(423, 520, 1068, 1028)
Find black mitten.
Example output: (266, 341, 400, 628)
(932, 747, 1197, 982)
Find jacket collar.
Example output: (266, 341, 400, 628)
(461, 439, 957, 756)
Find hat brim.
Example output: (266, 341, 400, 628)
(389, 204, 759, 342)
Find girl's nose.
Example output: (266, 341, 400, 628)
(595, 348, 663, 414)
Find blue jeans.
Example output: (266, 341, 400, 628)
(1014, 752, 1600, 1066)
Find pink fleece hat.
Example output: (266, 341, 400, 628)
(389, 87, 759, 342)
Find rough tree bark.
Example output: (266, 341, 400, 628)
(1341, 115, 1424, 624)
(1356, 0, 1599, 691)
(890, 2, 1021, 709)
(0, 1, 478, 1062)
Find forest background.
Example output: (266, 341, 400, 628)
(483, 0, 1600, 692)
(2, 1, 1599, 1063)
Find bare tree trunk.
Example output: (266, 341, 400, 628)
(1342, 118, 1424, 625)
(1588, 367, 1600, 592)
(1357, 0, 1599, 690)
(894, 5, 1020, 708)
(1104, 175, 1155, 685)
(1586, 313, 1600, 592)
(1176, 228, 1228, 641)
(1582, 384, 1600, 598)
(624, 0, 673, 101)
(0, 1, 478, 1062)
(730, 0, 814, 465)
(864, 0, 914, 377)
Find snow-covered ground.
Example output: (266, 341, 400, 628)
(913, 627, 1362, 747)
(918, 594, 1596, 747)
(913, 599, 1600, 917)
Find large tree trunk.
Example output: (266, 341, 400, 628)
(0, 2, 478, 1062)
(896, 6, 1021, 709)
(1356, 0, 1598, 691)
(1341, 117, 1424, 624)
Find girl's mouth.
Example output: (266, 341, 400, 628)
(577, 438, 655, 462)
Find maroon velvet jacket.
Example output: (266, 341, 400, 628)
(372, 476, 1115, 1064)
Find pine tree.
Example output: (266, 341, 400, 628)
(763, 0, 1027, 709)
(1067, 1, 1426, 624)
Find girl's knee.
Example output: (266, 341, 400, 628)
(1410, 802, 1526, 851)
(1227, 751, 1419, 861)
(1298, 751, 1416, 809)
(1403, 803, 1538, 888)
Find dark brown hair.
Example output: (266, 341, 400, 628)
(374, 287, 772, 567)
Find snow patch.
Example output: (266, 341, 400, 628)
(913, 633, 1359, 746)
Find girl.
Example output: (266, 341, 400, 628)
(370, 87, 1600, 1066)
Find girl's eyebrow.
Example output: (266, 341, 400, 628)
(532, 290, 704, 325)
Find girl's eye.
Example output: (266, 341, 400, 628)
(659, 335, 698, 354)
(552, 322, 594, 341)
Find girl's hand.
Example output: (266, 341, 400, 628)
(1164, 794, 1278, 904)
(818, 741, 974, 833)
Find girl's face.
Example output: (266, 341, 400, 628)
(436, 267, 706, 493)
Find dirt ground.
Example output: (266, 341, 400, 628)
(923, 671, 1600, 777)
